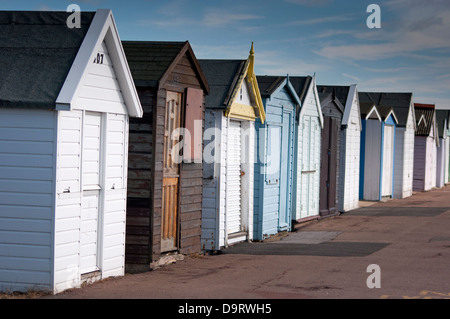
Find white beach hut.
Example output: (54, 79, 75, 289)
(0, 10, 142, 294)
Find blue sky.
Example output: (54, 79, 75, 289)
(4, 0, 450, 108)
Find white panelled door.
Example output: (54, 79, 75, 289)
(81, 112, 102, 274)
(227, 120, 242, 234)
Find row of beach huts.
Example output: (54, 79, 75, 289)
(1, 10, 449, 294)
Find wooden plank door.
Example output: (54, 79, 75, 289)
(279, 111, 291, 230)
(319, 117, 338, 217)
(382, 125, 394, 197)
(227, 120, 242, 234)
(81, 112, 102, 274)
(161, 91, 182, 253)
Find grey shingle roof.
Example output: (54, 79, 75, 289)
(359, 92, 413, 127)
(435, 109, 449, 138)
(0, 10, 95, 109)
(288, 76, 312, 104)
(359, 102, 378, 119)
(414, 104, 435, 136)
(317, 85, 350, 108)
(198, 59, 247, 109)
(256, 75, 285, 98)
(122, 41, 187, 87)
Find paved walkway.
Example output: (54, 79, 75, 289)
(44, 186, 450, 299)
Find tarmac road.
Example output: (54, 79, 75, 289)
(44, 186, 450, 300)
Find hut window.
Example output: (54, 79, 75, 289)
(184, 88, 203, 162)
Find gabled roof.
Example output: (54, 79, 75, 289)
(317, 87, 345, 115)
(359, 92, 413, 128)
(317, 85, 350, 111)
(414, 103, 436, 137)
(288, 76, 312, 106)
(122, 40, 209, 93)
(377, 105, 398, 124)
(435, 109, 449, 138)
(0, 10, 95, 109)
(360, 102, 382, 121)
(199, 59, 248, 109)
(198, 43, 265, 123)
(0, 10, 143, 118)
(256, 75, 302, 107)
(257, 76, 286, 98)
(288, 76, 312, 120)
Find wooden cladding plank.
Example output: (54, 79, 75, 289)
(162, 177, 178, 240)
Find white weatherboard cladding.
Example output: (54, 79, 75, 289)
(80, 112, 101, 274)
(74, 41, 127, 115)
(338, 93, 360, 212)
(80, 190, 100, 274)
(53, 41, 129, 292)
(394, 110, 415, 199)
(54, 111, 128, 293)
(82, 112, 102, 189)
(445, 137, 450, 184)
(201, 110, 221, 251)
(425, 135, 437, 191)
(237, 80, 253, 106)
(404, 113, 415, 196)
(227, 120, 242, 234)
(201, 110, 255, 250)
(437, 137, 446, 188)
(0, 108, 56, 293)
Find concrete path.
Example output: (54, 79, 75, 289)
(44, 186, 450, 300)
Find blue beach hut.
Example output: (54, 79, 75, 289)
(253, 76, 300, 240)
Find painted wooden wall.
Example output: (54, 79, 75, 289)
(393, 109, 415, 199)
(437, 135, 446, 188)
(338, 90, 361, 212)
(254, 85, 295, 240)
(0, 108, 57, 293)
(294, 84, 322, 221)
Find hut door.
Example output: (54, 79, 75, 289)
(161, 91, 182, 253)
(279, 111, 292, 230)
(227, 120, 242, 235)
(319, 117, 338, 217)
(81, 112, 102, 274)
(382, 125, 394, 197)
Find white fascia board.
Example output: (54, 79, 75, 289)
(366, 106, 382, 121)
(312, 75, 324, 128)
(56, 9, 143, 118)
(342, 84, 361, 130)
(285, 79, 302, 107)
(103, 11, 143, 118)
(297, 75, 323, 127)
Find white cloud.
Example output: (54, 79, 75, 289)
(139, 4, 263, 30)
(286, 15, 354, 26)
(202, 9, 263, 27)
(342, 73, 359, 82)
(284, 0, 334, 6)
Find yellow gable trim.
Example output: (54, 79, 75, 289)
(225, 42, 266, 123)
(226, 102, 256, 121)
(247, 42, 266, 124)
